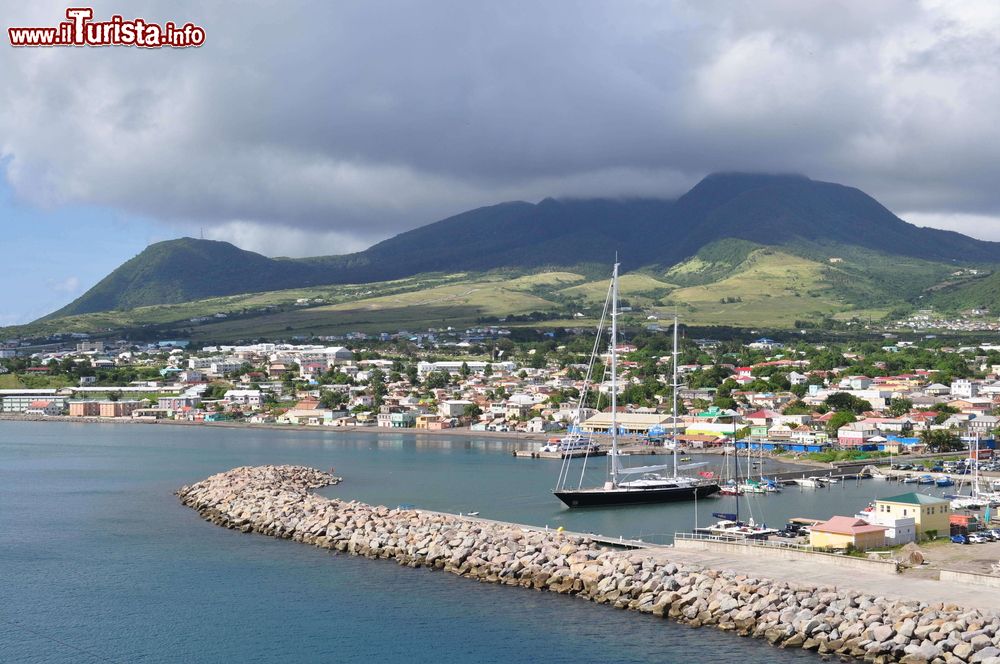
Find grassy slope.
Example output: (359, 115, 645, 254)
(188, 277, 569, 338)
(925, 269, 1000, 312)
(559, 273, 676, 305)
(6, 242, 985, 340)
(658, 249, 849, 326)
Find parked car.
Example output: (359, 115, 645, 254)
(968, 533, 988, 544)
(951, 534, 968, 544)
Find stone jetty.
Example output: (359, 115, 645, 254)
(178, 465, 1000, 664)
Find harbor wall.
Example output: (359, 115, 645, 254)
(672, 537, 901, 575)
(178, 465, 1000, 664)
(940, 569, 1000, 589)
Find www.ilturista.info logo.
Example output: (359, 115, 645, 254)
(8, 8, 205, 48)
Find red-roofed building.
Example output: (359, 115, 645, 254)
(745, 409, 780, 425)
(25, 400, 62, 416)
(810, 516, 887, 550)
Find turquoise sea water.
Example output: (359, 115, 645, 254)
(1, 421, 918, 663)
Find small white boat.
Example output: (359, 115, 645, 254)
(694, 517, 780, 540)
(540, 436, 599, 454)
(793, 478, 819, 488)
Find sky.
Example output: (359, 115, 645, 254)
(3, 1, 1000, 324)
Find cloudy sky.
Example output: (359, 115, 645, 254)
(3, 0, 1000, 324)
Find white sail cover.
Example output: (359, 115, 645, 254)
(616, 463, 673, 476)
(617, 461, 709, 476)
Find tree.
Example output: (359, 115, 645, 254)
(824, 392, 872, 415)
(919, 429, 963, 453)
(463, 403, 482, 418)
(826, 410, 856, 438)
(459, 361, 470, 378)
(319, 390, 346, 410)
(782, 400, 811, 415)
(424, 370, 450, 390)
(887, 397, 913, 417)
(368, 368, 387, 408)
(713, 396, 737, 411)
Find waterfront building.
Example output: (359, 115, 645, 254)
(223, 389, 262, 407)
(1, 391, 67, 413)
(855, 510, 916, 545)
(99, 401, 142, 418)
(438, 399, 473, 418)
(874, 493, 951, 538)
(809, 516, 887, 551)
(579, 412, 672, 435)
(68, 401, 101, 417)
(25, 400, 64, 416)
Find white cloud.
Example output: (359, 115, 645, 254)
(1, 0, 1000, 251)
(901, 212, 1000, 242)
(46, 275, 80, 294)
(203, 221, 371, 258)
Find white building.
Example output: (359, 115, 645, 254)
(438, 399, 473, 418)
(951, 379, 979, 399)
(857, 511, 916, 546)
(24, 400, 64, 416)
(417, 360, 516, 375)
(224, 389, 262, 406)
(209, 361, 243, 376)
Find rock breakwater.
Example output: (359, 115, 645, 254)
(178, 465, 1000, 664)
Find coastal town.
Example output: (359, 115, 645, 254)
(4, 329, 1000, 454)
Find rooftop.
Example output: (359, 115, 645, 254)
(812, 516, 887, 536)
(878, 492, 950, 506)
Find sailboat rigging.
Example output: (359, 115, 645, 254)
(553, 261, 721, 507)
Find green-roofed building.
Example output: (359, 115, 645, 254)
(874, 492, 950, 538)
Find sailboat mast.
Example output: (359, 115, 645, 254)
(610, 261, 620, 484)
(672, 315, 679, 478)
(974, 433, 980, 500)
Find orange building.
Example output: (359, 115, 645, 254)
(69, 401, 101, 417)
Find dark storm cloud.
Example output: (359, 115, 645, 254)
(2, 0, 1000, 255)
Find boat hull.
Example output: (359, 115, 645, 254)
(554, 482, 720, 507)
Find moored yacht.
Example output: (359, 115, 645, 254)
(553, 262, 719, 508)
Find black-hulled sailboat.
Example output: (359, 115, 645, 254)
(553, 261, 720, 508)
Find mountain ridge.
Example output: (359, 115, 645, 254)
(44, 172, 1000, 320)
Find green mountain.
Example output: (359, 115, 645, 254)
(45, 172, 1000, 320)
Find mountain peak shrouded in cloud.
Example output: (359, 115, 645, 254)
(45, 173, 1000, 319)
(5, 2, 1000, 324)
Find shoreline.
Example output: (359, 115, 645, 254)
(0, 414, 830, 469)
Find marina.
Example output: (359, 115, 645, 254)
(6, 421, 1000, 663)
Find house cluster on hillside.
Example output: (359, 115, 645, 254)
(3, 335, 1000, 458)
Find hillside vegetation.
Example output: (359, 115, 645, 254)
(11, 237, 983, 341)
(43, 172, 1000, 321)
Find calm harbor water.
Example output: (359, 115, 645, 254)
(1, 421, 925, 663)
